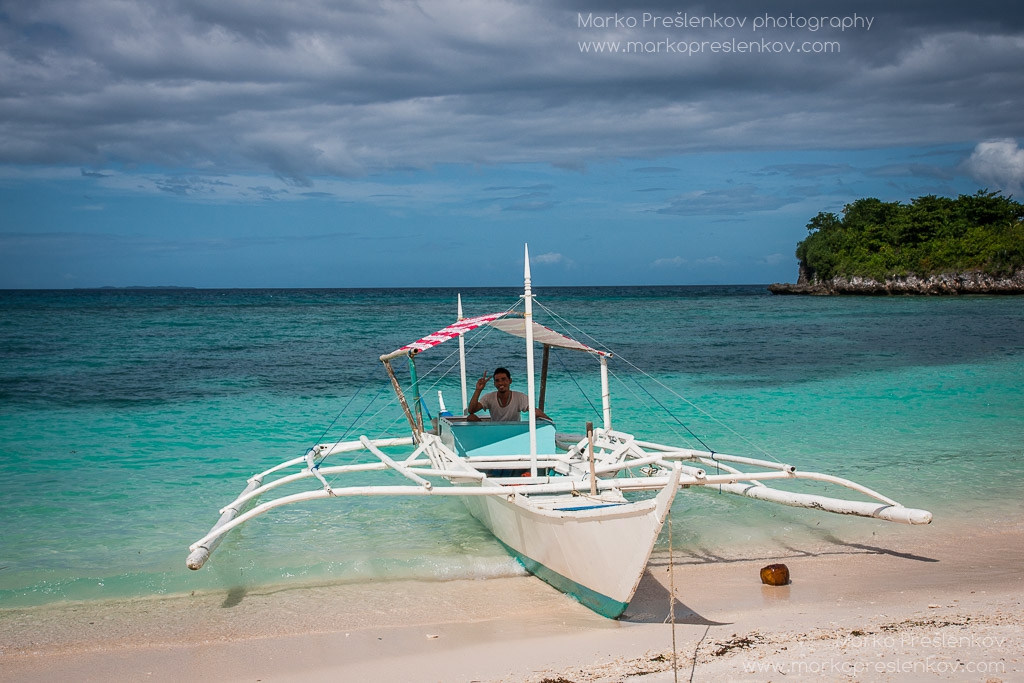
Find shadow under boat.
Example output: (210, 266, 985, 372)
(619, 571, 729, 626)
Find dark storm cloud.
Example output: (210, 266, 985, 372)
(1, 0, 1023, 181)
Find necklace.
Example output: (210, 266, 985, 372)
(497, 392, 511, 407)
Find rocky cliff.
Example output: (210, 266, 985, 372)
(768, 268, 1024, 295)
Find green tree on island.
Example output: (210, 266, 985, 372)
(795, 190, 1024, 283)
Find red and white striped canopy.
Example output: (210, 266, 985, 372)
(381, 312, 609, 360)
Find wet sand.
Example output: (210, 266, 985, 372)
(2, 519, 1021, 682)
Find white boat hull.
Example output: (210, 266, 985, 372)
(459, 468, 680, 618)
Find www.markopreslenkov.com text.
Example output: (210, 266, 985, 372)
(578, 38, 840, 55)
(740, 657, 1006, 676)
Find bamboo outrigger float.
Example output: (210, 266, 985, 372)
(188, 246, 931, 618)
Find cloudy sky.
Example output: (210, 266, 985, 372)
(2, 0, 1023, 287)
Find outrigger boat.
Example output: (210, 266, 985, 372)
(188, 246, 932, 618)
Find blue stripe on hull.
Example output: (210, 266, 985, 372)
(496, 539, 630, 619)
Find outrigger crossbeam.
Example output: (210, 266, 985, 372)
(188, 428, 931, 570)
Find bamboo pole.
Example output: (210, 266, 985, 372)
(587, 421, 597, 495)
(382, 358, 418, 437)
(538, 344, 550, 412)
(408, 356, 424, 434)
(187, 475, 264, 569)
(360, 436, 433, 489)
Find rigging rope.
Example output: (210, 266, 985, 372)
(310, 382, 364, 447)
(616, 369, 724, 492)
(551, 348, 602, 420)
(534, 298, 781, 464)
(606, 365, 702, 450)
(312, 383, 389, 468)
(669, 513, 678, 682)
(627, 374, 715, 454)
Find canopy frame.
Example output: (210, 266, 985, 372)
(379, 284, 613, 442)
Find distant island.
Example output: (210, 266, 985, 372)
(93, 286, 197, 290)
(769, 190, 1024, 295)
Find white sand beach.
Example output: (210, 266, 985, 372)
(3, 518, 1021, 682)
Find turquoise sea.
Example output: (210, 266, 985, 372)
(1, 287, 1022, 609)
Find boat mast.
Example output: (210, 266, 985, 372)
(600, 355, 612, 431)
(458, 294, 468, 414)
(524, 244, 538, 476)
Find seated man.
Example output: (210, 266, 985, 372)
(467, 367, 550, 422)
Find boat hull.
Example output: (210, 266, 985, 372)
(459, 470, 679, 618)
